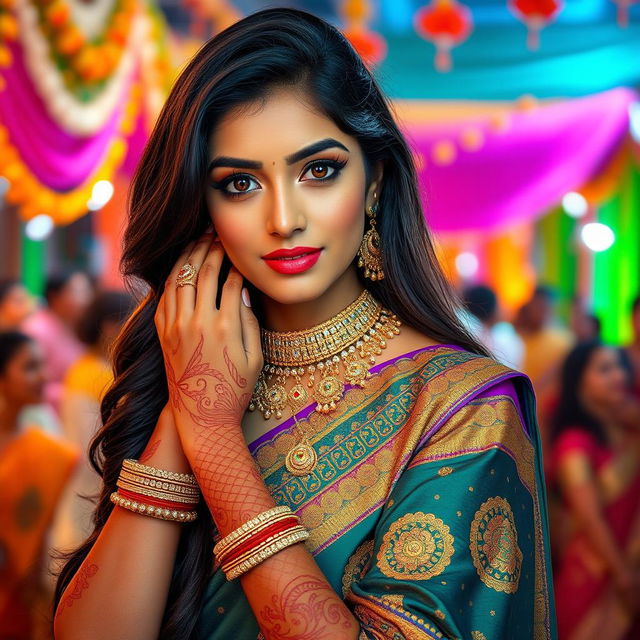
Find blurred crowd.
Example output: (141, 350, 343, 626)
(0, 274, 639, 639)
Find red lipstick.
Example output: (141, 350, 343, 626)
(262, 246, 322, 275)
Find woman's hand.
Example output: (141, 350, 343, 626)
(154, 231, 263, 445)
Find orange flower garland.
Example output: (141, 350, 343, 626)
(34, 0, 138, 92)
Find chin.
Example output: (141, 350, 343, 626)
(256, 280, 332, 306)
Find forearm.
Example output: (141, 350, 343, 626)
(181, 430, 358, 640)
(54, 411, 190, 640)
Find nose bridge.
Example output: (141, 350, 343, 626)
(266, 177, 304, 237)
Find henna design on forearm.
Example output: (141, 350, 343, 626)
(57, 563, 99, 616)
(258, 574, 354, 640)
(166, 334, 270, 531)
(139, 439, 161, 463)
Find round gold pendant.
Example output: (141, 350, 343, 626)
(285, 443, 318, 476)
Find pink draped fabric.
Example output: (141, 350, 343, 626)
(409, 87, 636, 232)
(0, 39, 139, 191)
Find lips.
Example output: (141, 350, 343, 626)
(262, 246, 322, 275)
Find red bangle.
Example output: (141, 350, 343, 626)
(218, 516, 300, 565)
(118, 489, 192, 512)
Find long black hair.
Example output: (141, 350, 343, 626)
(551, 339, 614, 445)
(55, 8, 489, 639)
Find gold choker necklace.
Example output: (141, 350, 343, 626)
(249, 290, 401, 476)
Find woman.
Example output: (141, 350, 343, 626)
(0, 331, 77, 638)
(0, 279, 34, 330)
(54, 9, 556, 640)
(551, 341, 640, 640)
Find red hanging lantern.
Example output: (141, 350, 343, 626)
(508, 0, 563, 50)
(341, 0, 387, 67)
(610, 0, 638, 27)
(414, 0, 473, 73)
(343, 27, 387, 66)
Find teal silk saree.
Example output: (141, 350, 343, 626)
(197, 345, 557, 639)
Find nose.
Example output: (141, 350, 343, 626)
(265, 184, 306, 238)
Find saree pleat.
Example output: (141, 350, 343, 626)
(198, 346, 557, 639)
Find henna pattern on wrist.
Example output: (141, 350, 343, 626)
(258, 574, 354, 640)
(57, 563, 99, 616)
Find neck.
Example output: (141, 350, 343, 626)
(259, 268, 363, 332)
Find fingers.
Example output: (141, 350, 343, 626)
(194, 240, 225, 318)
(175, 232, 215, 324)
(239, 288, 263, 367)
(219, 266, 244, 341)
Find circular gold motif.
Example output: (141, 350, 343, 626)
(342, 539, 374, 596)
(288, 384, 308, 409)
(316, 375, 343, 401)
(471, 632, 488, 640)
(285, 443, 318, 476)
(344, 360, 368, 386)
(377, 512, 454, 581)
(470, 496, 522, 594)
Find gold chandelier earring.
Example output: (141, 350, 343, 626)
(357, 197, 384, 281)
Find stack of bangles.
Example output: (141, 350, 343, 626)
(214, 506, 309, 580)
(110, 459, 200, 523)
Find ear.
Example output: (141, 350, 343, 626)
(365, 161, 384, 209)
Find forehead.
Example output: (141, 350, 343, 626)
(208, 87, 352, 156)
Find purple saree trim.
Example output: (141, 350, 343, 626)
(247, 343, 462, 454)
(415, 370, 526, 451)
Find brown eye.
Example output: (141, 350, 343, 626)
(233, 177, 251, 191)
(311, 164, 329, 178)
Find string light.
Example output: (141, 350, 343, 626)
(581, 222, 615, 252)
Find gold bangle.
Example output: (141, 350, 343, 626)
(225, 529, 309, 580)
(214, 511, 300, 560)
(221, 525, 308, 574)
(118, 469, 200, 496)
(110, 492, 198, 523)
(122, 459, 198, 486)
(213, 506, 292, 556)
(116, 479, 200, 505)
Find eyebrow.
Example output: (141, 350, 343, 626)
(207, 138, 349, 172)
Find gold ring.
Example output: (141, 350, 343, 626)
(176, 263, 198, 288)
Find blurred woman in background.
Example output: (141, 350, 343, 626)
(0, 280, 34, 330)
(0, 331, 77, 639)
(551, 340, 640, 640)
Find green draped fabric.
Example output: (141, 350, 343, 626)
(197, 346, 557, 639)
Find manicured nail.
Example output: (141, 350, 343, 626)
(241, 288, 251, 307)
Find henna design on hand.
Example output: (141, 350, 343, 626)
(224, 346, 247, 388)
(139, 439, 162, 463)
(258, 574, 354, 640)
(57, 563, 99, 616)
(165, 334, 251, 430)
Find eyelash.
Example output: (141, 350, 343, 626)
(210, 158, 348, 199)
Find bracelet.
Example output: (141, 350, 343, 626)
(214, 509, 298, 560)
(213, 506, 292, 557)
(110, 491, 198, 523)
(118, 469, 200, 497)
(117, 488, 197, 511)
(116, 478, 200, 505)
(225, 528, 309, 580)
(222, 524, 308, 574)
(122, 459, 198, 486)
(217, 516, 300, 565)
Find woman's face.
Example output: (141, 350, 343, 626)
(0, 341, 46, 408)
(205, 87, 380, 305)
(579, 346, 628, 409)
(0, 284, 34, 328)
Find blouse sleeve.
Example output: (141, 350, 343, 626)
(344, 379, 554, 640)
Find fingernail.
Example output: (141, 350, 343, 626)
(241, 288, 251, 308)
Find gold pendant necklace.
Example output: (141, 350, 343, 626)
(249, 290, 401, 476)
